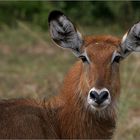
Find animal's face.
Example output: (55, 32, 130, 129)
(48, 10, 140, 110)
(81, 37, 121, 110)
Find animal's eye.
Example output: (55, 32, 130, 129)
(113, 55, 121, 63)
(79, 55, 88, 63)
(112, 51, 122, 63)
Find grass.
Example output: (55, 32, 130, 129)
(114, 54, 140, 140)
(0, 23, 139, 140)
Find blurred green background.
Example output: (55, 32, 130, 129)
(0, 1, 139, 140)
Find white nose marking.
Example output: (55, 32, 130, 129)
(89, 87, 110, 95)
(87, 87, 111, 110)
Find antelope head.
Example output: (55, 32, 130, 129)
(48, 10, 140, 111)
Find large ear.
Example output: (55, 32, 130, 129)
(48, 10, 84, 57)
(120, 21, 140, 58)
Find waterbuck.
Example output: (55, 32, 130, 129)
(0, 10, 139, 139)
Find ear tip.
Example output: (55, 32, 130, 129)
(48, 10, 64, 23)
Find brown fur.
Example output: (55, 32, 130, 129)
(0, 35, 121, 139)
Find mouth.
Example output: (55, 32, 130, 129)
(89, 102, 109, 110)
(87, 96, 111, 110)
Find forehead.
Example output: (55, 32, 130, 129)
(84, 35, 120, 63)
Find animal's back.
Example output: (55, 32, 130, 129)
(0, 98, 60, 139)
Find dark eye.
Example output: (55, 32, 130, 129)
(113, 55, 121, 63)
(79, 55, 88, 63)
(112, 52, 122, 63)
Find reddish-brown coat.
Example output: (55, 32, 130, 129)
(0, 35, 121, 139)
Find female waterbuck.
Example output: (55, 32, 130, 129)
(0, 11, 139, 139)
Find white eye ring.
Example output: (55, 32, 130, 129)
(111, 51, 122, 63)
(79, 50, 90, 63)
(79, 55, 88, 63)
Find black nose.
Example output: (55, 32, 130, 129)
(90, 90, 109, 105)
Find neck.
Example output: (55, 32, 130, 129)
(56, 61, 117, 139)
(59, 95, 117, 139)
